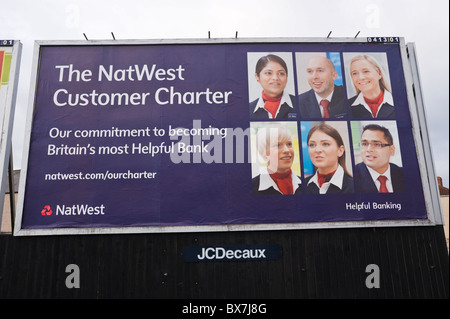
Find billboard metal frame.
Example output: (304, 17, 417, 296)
(1, 40, 22, 230)
(13, 37, 443, 236)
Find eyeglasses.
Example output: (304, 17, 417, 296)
(360, 141, 392, 149)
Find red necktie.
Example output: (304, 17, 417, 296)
(320, 99, 330, 118)
(377, 175, 389, 193)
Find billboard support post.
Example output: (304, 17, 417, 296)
(8, 150, 15, 228)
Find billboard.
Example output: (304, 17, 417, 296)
(1, 40, 21, 228)
(14, 38, 442, 236)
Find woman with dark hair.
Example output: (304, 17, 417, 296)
(304, 122, 354, 194)
(249, 54, 297, 120)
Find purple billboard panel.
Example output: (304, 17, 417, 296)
(14, 39, 435, 235)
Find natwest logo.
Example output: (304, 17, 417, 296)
(56, 204, 106, 216)
(41, 205, 53, 216)
(40, 204, 106, 216)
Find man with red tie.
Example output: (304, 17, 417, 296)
(298, 55, 347, 119)
(355, 124, 405, 193)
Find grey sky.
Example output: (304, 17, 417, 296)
(1, 0, 449, 186)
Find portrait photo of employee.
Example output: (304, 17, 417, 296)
(251, 122, 302, 195)
(344, 53, 395, 119)
(296, 53, 347, 119)
(352, 122, 405, 193)
(248, 53, 297, 120)
(303, 122, 354, 194)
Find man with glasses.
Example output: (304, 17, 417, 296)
(355, 124, 405, 193)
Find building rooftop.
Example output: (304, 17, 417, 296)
(438, 177, 449, 196)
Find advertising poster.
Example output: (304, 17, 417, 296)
(15, 39, 434, 235)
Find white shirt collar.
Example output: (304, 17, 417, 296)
(253, 91, 294, 119)
(307, 164, 345, 194)
(258, 167, 302, 194)
(351, 90, 394, 117)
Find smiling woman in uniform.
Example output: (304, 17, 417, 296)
(249, 54, 297, 120)
(348, 54, 395, 119)
(252, 125, 301, 195)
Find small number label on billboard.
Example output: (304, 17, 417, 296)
(0, 40, 14, 46)
(367, 37, 399, 43)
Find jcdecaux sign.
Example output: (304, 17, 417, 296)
(181, 245, 282, 262)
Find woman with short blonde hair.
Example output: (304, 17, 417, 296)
(252, 124, 301, 195)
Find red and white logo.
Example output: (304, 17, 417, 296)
(41, 205, 53, 216)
